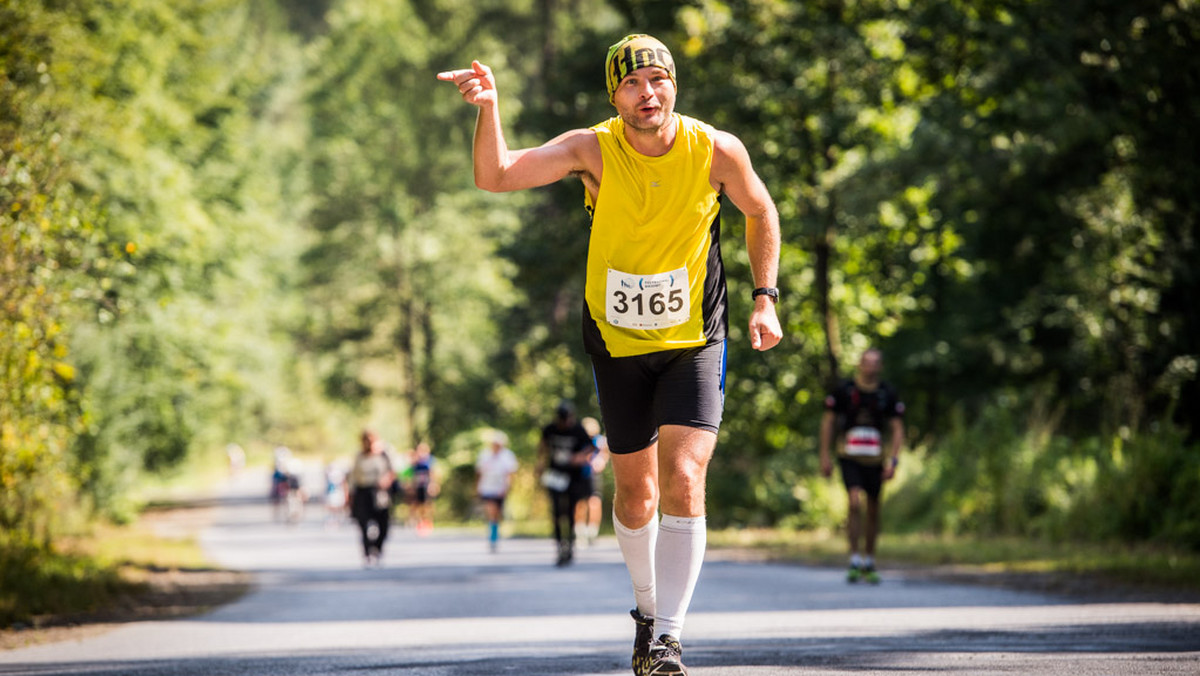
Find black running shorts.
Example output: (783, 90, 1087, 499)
(590, 341, 727, 454)
(838, 457, 884, 500)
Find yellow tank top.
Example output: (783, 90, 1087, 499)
(583, 114, 727, 358)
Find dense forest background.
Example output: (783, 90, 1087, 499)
(3, 0, 1197, 569)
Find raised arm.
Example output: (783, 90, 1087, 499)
(437, 61, 596, 193)
(710, 130, 783, 351)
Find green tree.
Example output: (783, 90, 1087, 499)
(7, 0, 314, 517)
(302, 0, 532, 450)
(1, 0, 96, 544)
(892, 0, 1198, 438)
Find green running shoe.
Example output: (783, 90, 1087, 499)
(862, 564, 881, 585)
(847, 564, 862, 583)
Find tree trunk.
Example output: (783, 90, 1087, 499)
(418, 295, 435, 444)
(816, 231, 840, 390)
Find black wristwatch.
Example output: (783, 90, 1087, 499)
(751, 287, 779, 303)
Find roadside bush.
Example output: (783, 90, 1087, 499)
(1100, 425, 1200, 548)
(885, 393, 1199, 550)
(0, 536, 127, 627)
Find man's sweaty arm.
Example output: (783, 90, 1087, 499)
(711, 131, 783, 351)
(437, 61, 595, 193)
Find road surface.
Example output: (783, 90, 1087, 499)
(1, 470, 1198, 675)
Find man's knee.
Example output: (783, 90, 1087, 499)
(658, 427, 714, 515)
(659, 480, 705, 517)
(660, 460, 706, 499)
(847, 487, 866, 510)
(614, 494, 657, 527)
(613, 475, 658, 526)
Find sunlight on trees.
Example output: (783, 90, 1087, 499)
(1, 0, 1196, 558)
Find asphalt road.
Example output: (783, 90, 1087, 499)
(2, 471, 1198, 675)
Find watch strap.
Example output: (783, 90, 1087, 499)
(752, 287, 779, 303)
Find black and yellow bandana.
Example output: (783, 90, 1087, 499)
(605, 34, 676, 102)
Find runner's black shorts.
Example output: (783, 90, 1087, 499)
(590, 341, 726, 454)
(480, 494, 507, 511)
(838, 457, 884, 500)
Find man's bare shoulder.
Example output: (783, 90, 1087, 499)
(708, 128, 756, 188)
(545, 127, 600, 149)
(545, 128, 602, 183)
(709, 128, 750, 160)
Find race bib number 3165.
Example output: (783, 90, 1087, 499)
(605, 267, 690, 330)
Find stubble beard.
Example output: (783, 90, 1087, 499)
(623, 104, 675, 137)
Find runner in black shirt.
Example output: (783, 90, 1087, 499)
(538, 400, 597, 566)
(819, 348, 905, 584)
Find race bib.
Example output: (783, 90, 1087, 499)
(540, 469, 570, 492)
(606, 266, 690, 330)
(845, 426, 882, 457)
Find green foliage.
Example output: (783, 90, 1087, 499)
(1, 0, 100, 542)
(1104, 425, 1200, 546)
(0, 535, 128, 627)
(886, 0, 1199, 438)
(887, 393, 1200, 551)
(300, 0, 535, 450)
(2, 0, 322, 530)
(3, 0, 1198, 576)
(53, 0, 318, 515)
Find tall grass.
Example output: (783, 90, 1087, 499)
(885, 393, 1200, 550)
(0, 535, 129, 628)
(1, 500, 217, 628)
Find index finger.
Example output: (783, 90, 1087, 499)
(436, 69, 472, 82)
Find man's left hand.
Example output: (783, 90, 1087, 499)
(749, 304, 782, 351)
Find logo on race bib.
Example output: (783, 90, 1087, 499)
(606, 267, 690, 330)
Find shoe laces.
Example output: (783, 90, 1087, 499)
(651, 634, 683, 662)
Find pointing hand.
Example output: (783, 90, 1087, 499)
(436, 60, 497, 107)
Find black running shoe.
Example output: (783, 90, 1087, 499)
(630, 609, 655, 675)
(647, 634, 687, 675)
(555, 541, 574, 567)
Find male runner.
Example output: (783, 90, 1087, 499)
(537, 400, 596, 566)
(819, 348, 905, 584)
(438, 34, 782, 675)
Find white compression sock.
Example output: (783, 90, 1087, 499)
(613, 510, 658, 617)
(654, 514, 706, 640)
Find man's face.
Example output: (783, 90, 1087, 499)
(858, 350, 883, 379)
(612, 65, 676, 132)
